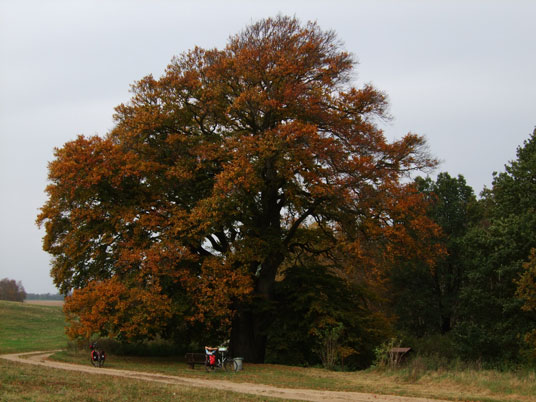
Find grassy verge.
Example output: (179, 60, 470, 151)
(51, 350, 536, 401)
(0, 300, 67, 353)
(0, 359, 289, 401)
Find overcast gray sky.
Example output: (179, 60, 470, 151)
(1, 0, 535, 294)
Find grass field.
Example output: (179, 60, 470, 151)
(1, 300, 536, 401)
(24, 299, 64, 307)
(0, 300, 67, 353)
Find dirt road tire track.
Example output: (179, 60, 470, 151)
(0, 351, 448, 402)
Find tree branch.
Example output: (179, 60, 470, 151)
(283, 206, 315, 247)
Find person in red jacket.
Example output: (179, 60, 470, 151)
(205, 345, 218, 367)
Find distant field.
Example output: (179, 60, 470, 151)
(0, 300, 67, 353)
(24, 299, 64, 307)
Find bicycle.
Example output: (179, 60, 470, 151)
(205, 347, 238, 372)
(89, 341, 106, 367)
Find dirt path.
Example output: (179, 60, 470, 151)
(1, 351, 449, 402)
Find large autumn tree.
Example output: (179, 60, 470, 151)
(38, 16, 439, 362)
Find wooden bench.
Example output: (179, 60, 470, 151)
(185, 352, 206, 369)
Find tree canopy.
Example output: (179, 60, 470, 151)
(37, 16, 440, 362)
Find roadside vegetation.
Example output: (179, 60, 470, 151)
(0, 359, 285, 402)
(50, 348, 536, 402)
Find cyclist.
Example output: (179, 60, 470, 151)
(205, 345, 218, 368)
(90, 341, 105, 367)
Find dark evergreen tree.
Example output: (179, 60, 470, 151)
(390, 173, 478, 336)
(516, 249, 536, 357)
(454, 128, 536, 361)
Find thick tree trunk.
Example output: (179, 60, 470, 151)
(229, 165, 288, 362)
(440, 313, 451, 333)
(230, 252, 283, 363)
(229, 308, 268, 363)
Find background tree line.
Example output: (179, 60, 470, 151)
(0, 278, 26, 302)
(0, 280, 63, 302)
(36, 16, 536, 368)
(391, 129, 536, 364)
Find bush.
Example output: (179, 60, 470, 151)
(401, 332, 457, 360)
(372, 338, 404, 369)
(69, 337, 188, 357)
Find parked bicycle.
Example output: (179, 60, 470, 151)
(205, 346, 238, 372)
(90, 341, 106, 367)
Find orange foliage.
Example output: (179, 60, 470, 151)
(63, 278, 171, 341)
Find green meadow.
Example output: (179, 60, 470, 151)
(0, 300, 66, 353)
